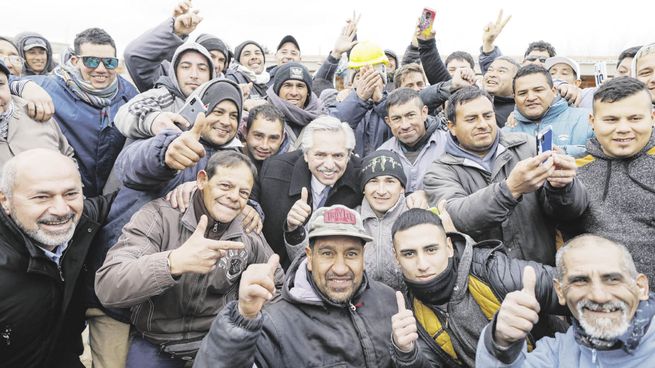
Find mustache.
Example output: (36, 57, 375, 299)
(326, 271, 354, 281)
(38, 213, 75, 224)
(577, 300, 627, 313)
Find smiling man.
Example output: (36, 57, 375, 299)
(243, 104, 285, 172)
(225, 40, 270, 102)
(424, 87, 588, 266)
(388, 208, 567, 368)
(633, 43, 655, 104)
(0, 149, 114, 368)
(254, 116, 363, 268)
(573, 77, 655, 289)
(477, 234, 655, 367)
(96, 150, 282, 367)
(195, 205, 410, 368)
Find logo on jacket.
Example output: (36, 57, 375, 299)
(217, 249, 249, 281)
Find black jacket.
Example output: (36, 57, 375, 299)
(195, 253, 417, 368)
(252, 150, 363, 268)
(0, 194, 114, 368)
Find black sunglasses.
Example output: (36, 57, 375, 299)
(79, 56, 119, 70)
(525, 56, 548, 63)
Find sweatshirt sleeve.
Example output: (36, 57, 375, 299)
(479, 46, 502, 75)
(418, 38, 451, 85)
(114, 87, 175, 139)
(115, 130, 180, 190)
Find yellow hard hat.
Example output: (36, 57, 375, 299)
(347, 41, 390, 69)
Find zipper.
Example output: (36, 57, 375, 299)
(56, 263, 64, 281)
(347, 302, 376, 367)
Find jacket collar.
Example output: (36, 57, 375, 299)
(180, 192, 245, 240)
(288, 151, 360, 202)
(514, 95, 568, 124)
(360, 195, 407, 222)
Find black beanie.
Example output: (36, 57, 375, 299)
(360, 150, 407, 192)
(196, 34, 233, 69)
(234, 40, 266, 64)
(199, 79, 243, 123)
(273, 62, 313, 103)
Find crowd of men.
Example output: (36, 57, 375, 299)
(1, 2, 655, 367)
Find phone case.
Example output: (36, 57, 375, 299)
(419, 8, 436, 37)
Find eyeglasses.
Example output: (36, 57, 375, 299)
(525, 56, 548, 63)
(0, 55, 25, 65)
(79, 56, 119, 70)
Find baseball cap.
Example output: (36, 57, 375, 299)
(23, 37, 47, 51)
(545, 56, 580, 79)
(277, 35, 300, 52)
(307, 205, 373, 243)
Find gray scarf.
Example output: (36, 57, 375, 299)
(445, 131, 501, 173)
(266, 86, 327, 134)
(54, 61, 118, 126)
(0, 100, 15, 141)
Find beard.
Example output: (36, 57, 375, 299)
(576, 299, 631, 340)
(12, 207, 78, 249)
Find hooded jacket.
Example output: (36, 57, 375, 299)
(194, 253, 414, 368)
(423, 131, 589, 266)
(124, 17, 230, 92)
(574, 134, 655, 289)
(14, 32, 56, 75)
(0, 194, 114, 368)
(115, 42, 215, 139)
(505, 96, 594, 157)
(403, 233, 566, 368)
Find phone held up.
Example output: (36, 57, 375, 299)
(537, 126, 553, 155)
(418, 7, 436, 38)
(178, 96, 208, 130)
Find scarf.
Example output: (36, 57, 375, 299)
(405, 257, 457, 307)
(54, 61, 118, 126)
(266, 86, 327, 132)
(232, 63, 270, 85)
(0, 100, 15, 141)
(573, 293, 655, 354)
(445, 131, 501, 173)
(399, 115, 441, 153)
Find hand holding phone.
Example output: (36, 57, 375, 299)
(178, 96, 208, 129)
(537, 126, 553, 155)
(418, 8, 436, 38)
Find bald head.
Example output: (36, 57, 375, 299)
(1, 149, 80, 198)
(555, 234, 638, 281)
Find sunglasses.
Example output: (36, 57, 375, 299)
(0, 55, 25, 65)
(525, 56, 548, 63)
(79, 56, 119, 70)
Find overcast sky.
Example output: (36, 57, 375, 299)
(4, 0, 655, 61)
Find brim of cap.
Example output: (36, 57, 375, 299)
(24, 44, 46, 51)
(545, 56, 580, 76)
(308, 229, 373, 242)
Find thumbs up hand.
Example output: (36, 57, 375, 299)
(164, 112, 209, 170)
(286, 187, 312, 232)
(494, 266, 541, 347)
(391, 291, 418, 353)
(238, 254, 280, 319)
(168, 215, 245, 276)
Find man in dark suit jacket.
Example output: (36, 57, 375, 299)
(252, 116, 363, 268)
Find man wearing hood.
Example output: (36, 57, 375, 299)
(226, 40, 270, 106)
(15, 32, 56, 75)
(477, 235, 655, 367)
(504, 64, 593, 157)
(573, 77, 655, 290)
(423, 87, 588, 266)
(195, 205, 413, 368)
(115, 42, 215, 140)
(24, 27, 138, 198)
(96, 149, 283, 368)
(124, 0, 232, 92)
(379, 88, 448, 193)
(266, 62, 328, 150)
(88, 79, 247, 367)
(389, 208, 567, 368)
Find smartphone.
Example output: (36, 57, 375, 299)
(537, 126, 553, 155)
(418, 8, 437, 38)
(594, 61, 607, 87)
(178, 96, 208, 128)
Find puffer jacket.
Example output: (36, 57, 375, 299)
(330, 89, 392, 157)
(405, 233, 566, 368)
(505, 96, 593, 157)
(194, 253, 419, 368)
(0, 95, 74, 173)
(114, 42, 215, 139)
(573, 134, 655, 290)
(25, 73, 138, 197)
(95, 196, 283, 345)
(423, 131, 589, 266)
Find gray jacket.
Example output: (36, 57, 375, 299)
(423, 132, 589, 265)
(194, 254, 420, 368)
(378, 124, 448, 192)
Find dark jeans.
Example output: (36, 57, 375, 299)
(126, 335, 189, 368)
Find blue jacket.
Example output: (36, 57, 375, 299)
(330, 90, 391, 157)
(26, 75, 138, 197)
(504, 96, 593, 157)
